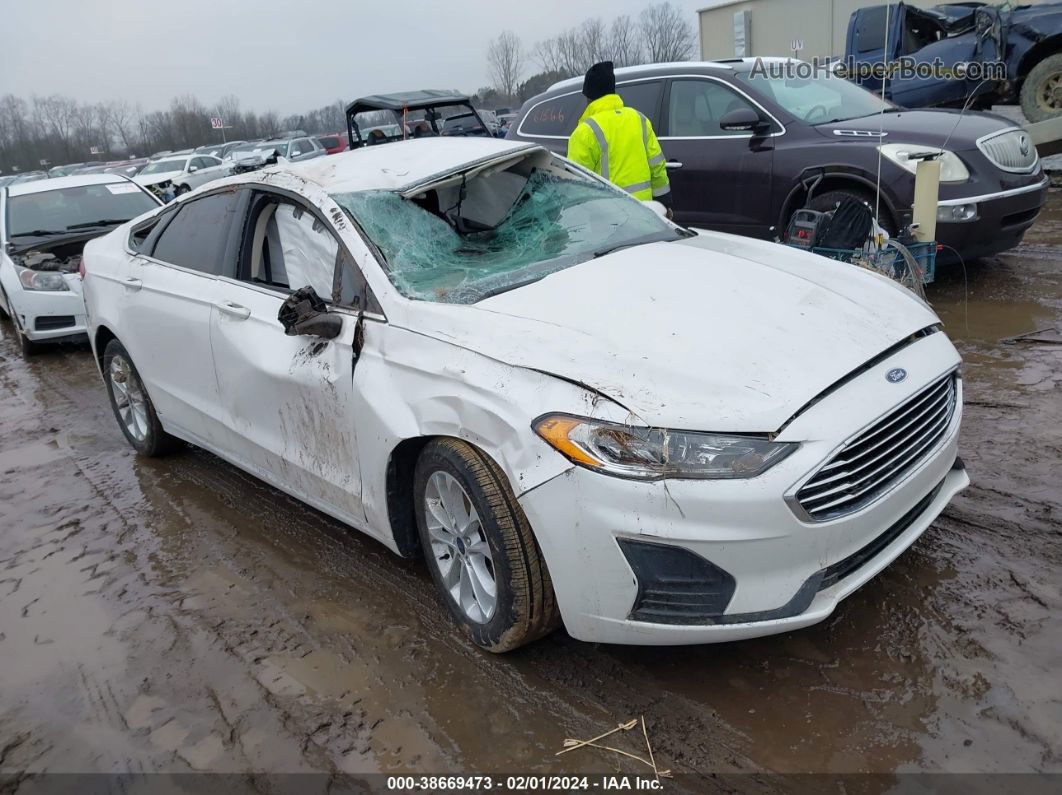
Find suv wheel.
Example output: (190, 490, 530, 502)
(414, 438, 559, 652)
(103, 339, 180, 456)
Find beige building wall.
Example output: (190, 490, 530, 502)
(698, 0, 1049, 62)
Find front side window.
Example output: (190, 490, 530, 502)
(666, 79, 766, 137)
(7, 183, 159, 244)
(150, 190, 241, 274)
(333, 163, 684, 305)
(242, 196, 337, 298)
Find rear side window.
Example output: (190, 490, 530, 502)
(617, 80, 663, 125)
(150, 191, 241, 274)
(319, 136, 340, 149)
(519, 93, 586, 137)
(855, 6, 889, 53)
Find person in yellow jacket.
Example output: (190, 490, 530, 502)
(567, 61, 673, 216)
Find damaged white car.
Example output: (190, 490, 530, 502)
(0, 174, 160, 356)
(83, 138, 968, 651)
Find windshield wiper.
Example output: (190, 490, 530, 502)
(593, 231, 680, 259)
(9, 229, 66, 237)
(66, 219, 130, 230)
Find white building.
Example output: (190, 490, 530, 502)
(697, 0, 1049, 62)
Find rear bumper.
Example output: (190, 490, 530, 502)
(937, 175, 1048, 261)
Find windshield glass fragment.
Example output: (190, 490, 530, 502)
(333, 166, 680, 304)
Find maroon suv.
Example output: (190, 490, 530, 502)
(509, 59, 1048, 262)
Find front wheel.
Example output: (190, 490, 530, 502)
(103, 339, 180, 456)
(1021, 54, 1062, 123)
(414, 439, 559, 652)
(19, 330, 40, 358)
(804, 189, 896, 236)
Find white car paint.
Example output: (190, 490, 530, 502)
(133, 154, 232, 195)
(0, 174, 160, 347)
(82, 138, 968, 645)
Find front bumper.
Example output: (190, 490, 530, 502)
(936, 175, 1048, 261)
(519, 331, 968, 645)
(8, 278, 88, 342)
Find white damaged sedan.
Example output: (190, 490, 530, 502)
(83, 138, 968, 651)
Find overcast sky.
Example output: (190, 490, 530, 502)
(1, 0, 706, 116)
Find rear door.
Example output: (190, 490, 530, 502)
(120, 188, 246, 445)
(659, 76, 778, 234)
(208, 188, 367, 524)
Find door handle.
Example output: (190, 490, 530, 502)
(666, 160, 684, 170)
(217, 301, 250, 320)
(122, 277, 143, 291)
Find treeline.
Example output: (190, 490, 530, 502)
(477, 1, 696, 107)
(0, 1, 697, 173)
(0, 93, 348, 174)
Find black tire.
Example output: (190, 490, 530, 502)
(102, 339, 180, 456)
(1021, 54, 1062, 123)
(804, 189, 896, 236)
(414, 438, 560, 653)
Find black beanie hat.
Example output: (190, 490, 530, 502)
(582, 61, 616, 101)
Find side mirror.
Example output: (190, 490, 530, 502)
(188, 165, 198, 172)
(719, 107, 770, 134)
(278, 286, 343, 339)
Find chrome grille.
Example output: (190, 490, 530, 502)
(978, 129, 1039, 173)
(796, 374, 958, 521)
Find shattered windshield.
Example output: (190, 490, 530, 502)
(333, 169, 681, 304)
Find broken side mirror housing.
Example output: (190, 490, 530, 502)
(278, 286, 343, 340)
(719, 108, 770, 134)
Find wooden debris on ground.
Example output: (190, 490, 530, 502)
(557, 716, 672, 779)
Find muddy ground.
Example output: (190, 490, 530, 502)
(0, 195, 1059, 788)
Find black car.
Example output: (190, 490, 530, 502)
(508, 59, 1049, 262)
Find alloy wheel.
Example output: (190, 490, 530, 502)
(423, 470, 497, 623)
(109, 354, 149, 442)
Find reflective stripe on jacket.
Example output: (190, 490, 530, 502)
(566, 94, 670, 201)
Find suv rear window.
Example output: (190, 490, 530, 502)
(319, 136, 340, 148)
(520, 80, 663, 137)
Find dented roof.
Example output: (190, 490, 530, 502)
(276, 137, 539, 195)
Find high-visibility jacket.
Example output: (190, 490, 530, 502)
(566, 94, 670, 202)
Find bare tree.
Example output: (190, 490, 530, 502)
(104, 100, 137, 152)
(533, 38, 563, 73)
(579, 18, 608, 66)
(609, 15, 643, 67)
(487, 31, 524, 102)
(639, 2, 696, 63)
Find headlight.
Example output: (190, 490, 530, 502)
(937, 203, 978, 222)
(533, 414, 797, 480)
(878, 144, 970, 183)
(16, 266, 69, 291)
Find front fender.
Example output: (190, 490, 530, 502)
(352, 322, 629, 549)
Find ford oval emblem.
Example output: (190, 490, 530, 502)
(886, 368, 908, 383)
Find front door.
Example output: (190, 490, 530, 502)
(209, 190, 365, 524)
(659, 77, 777, 236)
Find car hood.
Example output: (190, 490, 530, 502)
(401, 233, 940, 432)
(815, 108, 1018, 151)
(134, 171, 181, 187)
